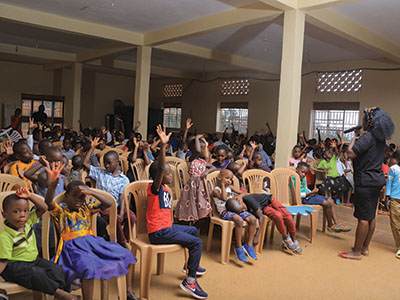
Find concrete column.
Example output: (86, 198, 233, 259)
(134, 46, 152, 139)
(274, 9, 305, 168)
(72, 62, 82, 131)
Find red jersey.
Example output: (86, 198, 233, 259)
(146, 183, 172, 234)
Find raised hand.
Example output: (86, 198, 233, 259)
(39, 156, 50, 168)
(29, 117, 36, 131)
(45, 161, 65, 184)
(91, 137, 100, 148)
(4, 139, 13, 156)
(156, 124, 172, 144)
(133, 137, 139, 148)
(249, 140, 257, 150)
(76, 185, 92, 196)
(16, 187, 31, 199)
(186, 118, 193, 130)
(38, 122, 43, 131)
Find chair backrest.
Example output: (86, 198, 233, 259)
(0, 191, 42, 231)
(165, 157, 185, 167)
(235, 158, 248, 166)
(0, 174, 27, 192)
(41, 188, 117, 260)
(309, 159, 325, 184)
(166, 164, 179, 200)
(176, 162, 189, 196)
(3, 161, 17, 174)
(53, 141, 63, 149)
(130, 158, 147, 181)
(271, 168, 301, 206)
(242, 169, 275, 195)
(8, 130, 23, 143)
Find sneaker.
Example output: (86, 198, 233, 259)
(0, 289, 8, 300)
(235, 247, 248, 262)
(329, 224, 351, 233)
(180, 278, 208, 299)
(282, 236, 296, 251)
(182, 266, 207, 276)
(243, 243, 257, 260)
(293, 240, 303, 255)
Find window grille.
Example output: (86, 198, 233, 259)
(316, 69, 362, 93)
(163, 83, 183, 97)
(221, 79, 250, 96)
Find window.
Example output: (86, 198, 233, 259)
(316, 69, 363, 93)
(163, 83, 183, 97)
(217, 102, 248, 134)
(221, 79, 250, 96)
(163, 104, 182, 128)
(311, 102, 360, 142)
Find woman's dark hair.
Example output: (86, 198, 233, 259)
(365, 109, 395, 141)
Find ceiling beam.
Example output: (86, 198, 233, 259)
(0, 42, 76, 62)
(144, 3, 281, 46)
(258, 0, 297, 11)
(0, 3, 144, 46)
(76, 42, 135, 63)
(156, 42, 280, 74)
(298, 0, 361, 10)
(307, 8, 400, 64)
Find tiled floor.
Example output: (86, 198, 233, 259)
(9, 204, 398, 300)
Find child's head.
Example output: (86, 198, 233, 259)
(2, 193, 29, 230)
(61, 156, 70, 176)
(14, 108, 22, 117)
(292, 145, 302, 159)
(39, 139, 53, 156)
(296, 162, 309, 179)
(63, 139, 72, 151)
(13, 140, 33, 163)
(389, 157, 399, 167)
(217, 168, 234, 186)
(149, 161, 173, 184)
(226, 198, 243, 214)
(98, 138, 106, 150)
(227, 162, 242, 179)
(72, 155, 84, 170)
(252, 152, 263, 168)
(116, 131, 125, 142)
(323, 148, 333, 160)
(45, 146, 63, 163)
(103, 151, 119, 173)
(215, 147, 227, 164)
(64, 180, 87, 211)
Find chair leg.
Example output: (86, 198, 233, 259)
(220, 224, 234, 264)
(116, 275, 127, 300)
(140, 247, 153, 300)
(296, 215, 301, 229)
(156, 253, 165, 275)
(309, 212, 319, 243)
(206, 222, 214, 252)
(255, 217, 269, 254)
(32, 291, 43, 300)
(100, 279, 108, 300)
(322, 207, 327, 233)
(269, 222, 275, 244)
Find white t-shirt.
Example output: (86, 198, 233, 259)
(213, 186, 234, 214)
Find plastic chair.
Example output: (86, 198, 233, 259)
(0, 174, 27, 191)
(0, 191, 46, 300)
(203, 171, 248, 264)
(271, 168, 321, 243)
(130, 158, 147, 181)
(41, 189, 126, 300)
(176, 162, 189, 197)
(242, 169, 274, 252)
(235, 158, 248, 166)
(3, 161, 17, 174)
(123, 181, 188, 300)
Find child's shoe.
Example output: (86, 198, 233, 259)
(127, 291, 139, 300)
(0, 289, 8, 300)
(395, 249, 400, 259)
(180, 278, 208, 299)
(328, 224, 351, 233)
(235, 247, 248, 262)
(282, 236, 296, 251)
(243, 243, 257, 260)
(182, 266, 207, 276)
(293, 240, 303, 255)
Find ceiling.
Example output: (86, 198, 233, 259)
(0, 0, 398, 75)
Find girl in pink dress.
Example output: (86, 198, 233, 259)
(175, 134, 216, 222)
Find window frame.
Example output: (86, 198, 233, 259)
(216, 102, 248, 134)
(163, 103, 182, 129)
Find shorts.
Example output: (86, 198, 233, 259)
(220, 210, 251, 221)
(302, 195, 328, 205)
(354, 185, 381, 220)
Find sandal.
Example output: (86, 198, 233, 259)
(127, 292, 139, 300)
(329, 224, 351, 233)
(282, 236, 296, 251)
(293, 240, 302, 255)
(396, 250, 400, 259)
(338, 252, 362, 260)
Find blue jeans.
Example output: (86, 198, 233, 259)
(149, 224, 202, 278)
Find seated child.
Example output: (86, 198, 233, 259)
(0, 187, 77, 300)
(84, 138, 135, 247)
(289, 145, 307, 167)
(62, 139, 75, 161)
(9, 140, 37, 190)
(212, 146, 230, 169)
(70, 155, 84, 181)
(147, 125, 208, 299)
(213, 169, 258, 262)
(296, 162, 350, 232)
(45, 163, 137, 299)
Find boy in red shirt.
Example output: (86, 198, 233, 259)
(147, 125, 207, 299)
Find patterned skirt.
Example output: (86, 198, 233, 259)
(174, 176, 212, 222)
(56, 235, 136, 289)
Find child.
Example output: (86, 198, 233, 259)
(83, 138, 135, 247)
(70, 155, 84, 181)
(289, 145, 307, 167)
(148, 125, 207, 299)
(175, 133, 215, 222)
(386, 158, 400, 259)
(296, 162, 351, 232)
(249, 152, 271, 173)
(62, 139, 75, 161)
(212, 146, 230, 169)
(9, 140, 37, 190)
(45, 163, 137, 299)
(336, 150, 354, 207)
(212, 169, 258, 262)
(0, 187, 77, 300)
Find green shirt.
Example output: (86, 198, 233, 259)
(0, 209, 39, 262)
(317, 154, 339, 178)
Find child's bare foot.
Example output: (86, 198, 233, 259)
(338, 251, 362, 260)
(352, 247, 369, 256)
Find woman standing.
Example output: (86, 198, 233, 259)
(339, 107, 394, 260)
